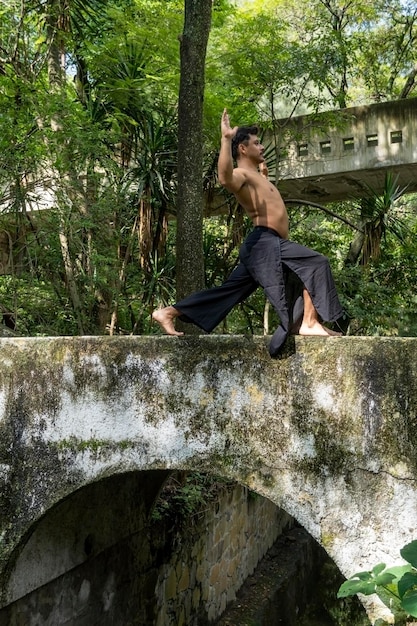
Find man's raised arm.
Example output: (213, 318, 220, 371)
(218, 109, 245, 193)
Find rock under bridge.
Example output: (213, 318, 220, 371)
(1, 334, 417, 624)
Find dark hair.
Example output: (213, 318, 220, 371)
(231, 125, 259, 160)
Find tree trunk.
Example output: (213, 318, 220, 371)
(59, 228, 85, 334)
(175, 0, 212, 324)
(400, 62, 417, 99)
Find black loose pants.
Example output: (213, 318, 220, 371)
(175, 226, 344, 356)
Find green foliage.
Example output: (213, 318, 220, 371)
(0, 275, 78, 336)
(337, 540, 417, 620)
(0, 0, 417, 339)
(286, 180, 417, 339)
(151, 472, 232, 524)
(206, 0, 417, 122)
(207, 2, 316, 125)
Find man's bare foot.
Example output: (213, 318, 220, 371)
(298, 321, 342, 337)
(152, 307, 184, 336)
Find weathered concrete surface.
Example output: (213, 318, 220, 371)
(273, 96, 417, 202)
(1, 334, 417, 623)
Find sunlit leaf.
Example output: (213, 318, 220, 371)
(374, 572, 396, 586)
(372, 563, 387, 576)
(337, 578, 377, 598)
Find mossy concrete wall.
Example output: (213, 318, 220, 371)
(1, 335, 417, 623)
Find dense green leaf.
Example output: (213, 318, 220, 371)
(398, 571, 417, 600)
(402, 589, 417, 618)
(401, 541, 417, 569)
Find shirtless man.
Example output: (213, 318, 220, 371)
(153, 109, 343, 356)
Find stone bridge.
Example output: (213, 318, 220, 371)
(1, 335, 417, 624)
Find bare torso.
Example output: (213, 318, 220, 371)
(233, 167, 289, 239)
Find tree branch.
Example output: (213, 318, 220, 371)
(285, 198, 362, 232)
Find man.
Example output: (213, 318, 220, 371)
(153, 109, 344, 357)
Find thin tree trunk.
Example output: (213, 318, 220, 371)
(59, 228, 85, 333)
(109, 215, 139, 335)
(400, 62, 417, 98)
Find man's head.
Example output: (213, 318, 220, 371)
(231, 125, 263, 162)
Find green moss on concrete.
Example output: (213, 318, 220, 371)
(295, 419, 355, 478)
(57, 437, 134, 453)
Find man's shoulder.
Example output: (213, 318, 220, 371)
(233, 166, 260, 181)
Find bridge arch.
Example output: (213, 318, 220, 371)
(2, 471, 169, 616)
(3, 466, 364, 626)
(1, 335, 417, 623)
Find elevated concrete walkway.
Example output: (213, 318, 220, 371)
(1, 335, 417, 624)
(274, 97, 417, 202)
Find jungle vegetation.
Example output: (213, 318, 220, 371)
(0, 0, 416, 338)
